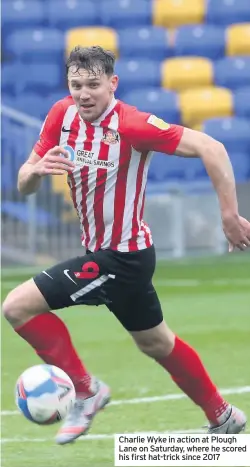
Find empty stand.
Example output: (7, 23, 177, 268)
(48, 0, 99, 30)
(122, 88, 180, 124)
(162, 57, 213, 91)
(175, 25, 225, 59)
(226, 23, 250, 56)
(5, 28, 65, 62)
(233, 87, 250, 118)
(153, 0, 205, 28)
(206, 0, 250, 26)
(179, 87, 233, 126)
(214, 56, 250, 89)
(202, 117, 250, 153)
(115, 60, 161, 95)
(100, 0, 152, 28)
(118, 27, 171, 60)
(66, 27, 118, 57)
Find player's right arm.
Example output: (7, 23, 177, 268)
(17, 101, 75, 195)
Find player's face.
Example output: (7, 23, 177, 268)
(68, 67, 118, 122)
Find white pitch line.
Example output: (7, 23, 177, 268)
(2, 385, 250, 416)
(1, 429, 207, 444)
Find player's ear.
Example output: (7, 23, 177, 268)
(110, 75, 118, 93)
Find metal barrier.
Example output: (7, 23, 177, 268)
(1, 105, 227, 266)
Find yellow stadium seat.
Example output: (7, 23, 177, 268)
(153, 0, 205, 28)
(52, 175, 77, 221)
(226, 23, 250, 56)
(162, 57, 213, 91)
(179, 87, 233, 127)
(66, 27, 118, 57)
(52, 175, 72, 203)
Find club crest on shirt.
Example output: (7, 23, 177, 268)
(102, 129, 120, 145)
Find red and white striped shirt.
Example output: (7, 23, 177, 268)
(34, 96, 183, 252)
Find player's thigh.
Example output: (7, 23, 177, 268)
(107, 281, 164, 332)
(33, 251, 112, 310)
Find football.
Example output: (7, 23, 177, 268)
(15, 364, 76, 425)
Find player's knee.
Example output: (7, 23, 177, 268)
(137, 339, 173, 359)
(2, 288, 23, 324)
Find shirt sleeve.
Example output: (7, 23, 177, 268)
(33, 101, 64, 157)
(127, 110, 184, 155)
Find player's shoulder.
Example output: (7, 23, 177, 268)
(49, 95, 75, 115)
(116, 100, 150, 136)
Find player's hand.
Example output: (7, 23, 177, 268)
(222, 214, 250, 252)
(32, 146, 75, 176)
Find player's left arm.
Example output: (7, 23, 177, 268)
(127, 111, 250, 251)
(175, 127, 250, 251)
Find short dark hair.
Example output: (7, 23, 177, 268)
(66, 46, 115, 76)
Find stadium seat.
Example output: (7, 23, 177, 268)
(2, 63, 21, 94)
(179, 87, 233, 127)
(175, 25, 225, 59)
(153, 0, 205, 28)
(206, 0, 250, 26)
(15, 93, 49, 119)
(229, 153, 250, 181)
(162, 57, 213, 91)
(214, 57, 250, 90)
(1, 201, 57, 227)
(5, 28, 65, 62)
(202, 117, 250, 153)
(2, 0, 46, 36)
(115, 60, 161, 96)
(226, 23, 250, 56)
(122, 88, 180, 124)
(118, 27, 172, 61)
(19, 63, 62, 95)
(48, 0, 99, 30)
(100, 0, 152, 29)
(233, 87, 250, 118)
(52, 175, 72, 204)
(148, 153, 207, 182)
(66, 27, 118, 57)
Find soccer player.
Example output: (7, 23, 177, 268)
(3, 46, 249, 444)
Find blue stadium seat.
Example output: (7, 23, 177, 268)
(175, 25, 225, 59)
(2, 0, 46, 36)
(15, 93, 49, 119)
(148, 153, 207, 182)
(206, 0, 250, 25)
(229, 153, 250, 181)
(23, 63, 62, 94)
(2, 63, 21, 94)
(115, 60, 161, 96)
(118, 27, 172, 60)
(203, 117, 250, 153)
(47, 0, 99, 30)
(214, 57, 250, 89)
(100, 0, 152, 28)
(234, 87, 250, 118)
(5, 28, 65, 62)
(122, 88, 180, 124)
(1, 201, 57, 227)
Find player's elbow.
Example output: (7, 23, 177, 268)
(196, 133, 226, 161)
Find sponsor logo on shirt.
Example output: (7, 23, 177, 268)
(147, 115, 170, 130)
(102, 129, 120, 145)
(63, 145, 115, 169)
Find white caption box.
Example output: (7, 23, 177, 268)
(114, 434, 250, 466)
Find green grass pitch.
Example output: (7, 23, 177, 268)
(1, 254, 250, 467)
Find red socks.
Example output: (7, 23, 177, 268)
(156, 336, 230, 425)
(15, 313, 92, 397)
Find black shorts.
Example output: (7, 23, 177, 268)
(33, 245, 163, 331)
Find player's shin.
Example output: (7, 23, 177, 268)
(155, 336, 231, 425)
(15, 312, 93, 397)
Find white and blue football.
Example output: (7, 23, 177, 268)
(15, 364, 76, 425)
